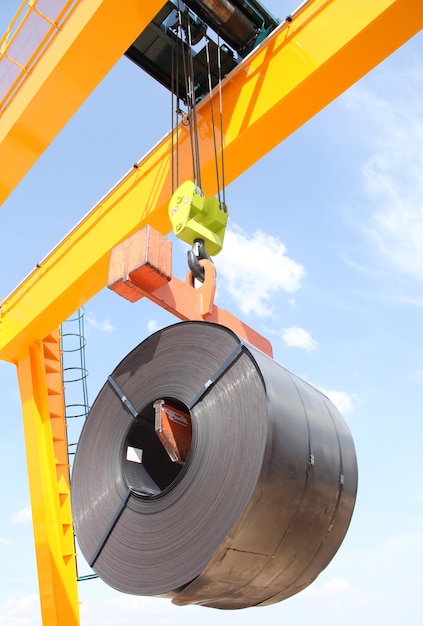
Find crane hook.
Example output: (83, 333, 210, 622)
(187, 239, 212, 283)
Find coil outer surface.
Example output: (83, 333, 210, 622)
(71, 322, 357, 609)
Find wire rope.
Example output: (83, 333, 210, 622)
(186, 15, 202, 189)
(171, 5, 227, 207)
(177, 7, 199, 187)
(205, 36, 222, 205)
(217, 33, 226, 208)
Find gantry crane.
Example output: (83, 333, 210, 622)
(0, 1, 422, 624)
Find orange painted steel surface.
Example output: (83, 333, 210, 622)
(108, 226, 173, 302)
(154, 401, 192, 465)
(1, 0, 422, 363)
(108, 226, 273, 357)
(0, 1, 422, 624)
(0, 1, 82, 116)
(0, 0, 166, 204)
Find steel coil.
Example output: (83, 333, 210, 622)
(71, 321, 357, 609)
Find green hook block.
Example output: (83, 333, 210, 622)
(168, 180, 229, 256)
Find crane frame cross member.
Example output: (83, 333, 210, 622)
(0, 1, 422, 625)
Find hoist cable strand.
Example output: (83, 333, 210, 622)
(187, 18, 202, 189)
(217, 35, 226, 208)
(175, 42, 180, 190)
(171, 31, 176, 195)
(172, 3, 183, 191)
(179, 9, 198, 184)
(205, 37, 221, 205)
(178, 11, 198, 187)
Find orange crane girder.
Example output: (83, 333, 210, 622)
(0, 1, 422, 625)
(0, 0, 166, 205)
(1, 0, 422, 363)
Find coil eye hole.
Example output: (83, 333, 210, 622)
(122, 398, 192, 497)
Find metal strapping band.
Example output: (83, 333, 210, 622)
(89, 487, 132, 568)
(107, 375, 138, 417)
(72, 322, 357, 608)
(188, 342, 244, 410)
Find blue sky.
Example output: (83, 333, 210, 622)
(0, 1, 423, 624)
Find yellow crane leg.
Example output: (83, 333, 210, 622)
(16, 329, 79, 626)
(1, 0, 422, 364)
(0, 1, 421, 622)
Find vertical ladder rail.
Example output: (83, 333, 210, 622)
(60, 308, 97, 582)
(60, 309, 90, 460)
(16, 329, 80, 626)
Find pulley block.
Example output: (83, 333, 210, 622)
(168, 180, 228, 256)
(71, 321, 357, 609)
(125, 1, 279, 102)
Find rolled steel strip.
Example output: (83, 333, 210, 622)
(71, 321, 357, 609)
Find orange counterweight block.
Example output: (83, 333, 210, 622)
(107, 225, 272, 357)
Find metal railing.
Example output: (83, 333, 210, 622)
(0, 0, 82, 115)
(60, 307, 90, 459)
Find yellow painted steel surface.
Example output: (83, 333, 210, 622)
(0, 1, 422, 625)
(0, 0, 166, 204)
(0, 1, 82, 115)
(16, 330, 79, 626)
(0, 0, 422, 363)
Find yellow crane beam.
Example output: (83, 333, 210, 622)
(1, 1, 422, 625)
(0, 0, 166, 205)
(0, 0, 422, 363)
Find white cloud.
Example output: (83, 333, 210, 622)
(304, 576, 354, 598)
(291, 528, 423, 624)
(0, 594, 41, 626)
(345, 66, 423, 282)
(0, 536, 12, 546)
(393, 295, 423, 308)
(321, 577, 352, 595)
(281, 326, 318, 351)
(346, 529, 423, 603)
(215, 225, 305, 317)
(85, 312, 115, 333)
(147, 319, 161, 333)
(78, 585, 232, 626)
(409, 369, 423, 383)
(301, 378, 356, 415)
(12, 506, 32, 524)
(303, 575, 373, 613)
(319, 388, 355, 415)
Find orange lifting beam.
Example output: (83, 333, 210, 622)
(1, 0, 422, 364)
(108, 225, 273, 356)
